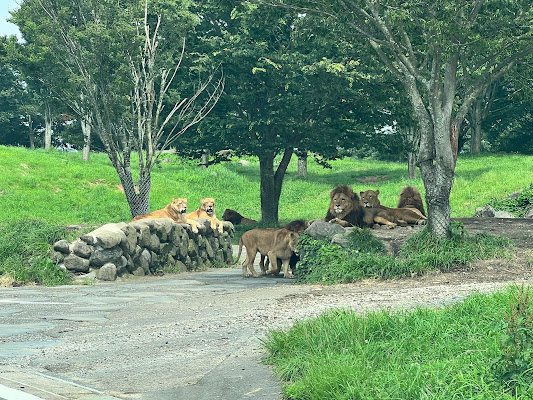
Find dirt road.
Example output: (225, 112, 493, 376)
(0, 218, 532, 400)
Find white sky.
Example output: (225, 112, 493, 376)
(0, 0, 22, 39)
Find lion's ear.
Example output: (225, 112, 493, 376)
(173, 198, 177, 201)
(360, 192, 364, 196)
(200, 198, 206, 203)
(376, 190, 380, 195)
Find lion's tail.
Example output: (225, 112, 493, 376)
(227, 236, 244, 265)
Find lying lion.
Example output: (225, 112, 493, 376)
(360, 189, 427, 226)
(222, 208, 257, 225)
(131, 198, 200, 233)
(186, 198, 224, 233)
(324, 185, 365, 227)
(397, 185, 426, 216)
(230, 228, 300, 279)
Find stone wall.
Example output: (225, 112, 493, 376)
(53, 218, 234, 281)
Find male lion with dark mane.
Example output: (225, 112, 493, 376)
(132, 198, 200, 233)
(324, 185, 364, 227)
(186, 198, 224, 233)
(397, 185, 426, 216)
(230, 228, 300, 278)
(360, 189, 426, 226)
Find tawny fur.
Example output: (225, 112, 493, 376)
(397, 185, 426, 217)
(230, 228, 300, 279)
(186, 198, 224, 233)
(360, 189, 427, 226)
(131, 198, 200, 233)
(324, 185, 364, 227)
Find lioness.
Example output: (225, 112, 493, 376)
(131, 198, 200, 233)
(230, 228, 300, 278)
(324, 185, 364, 227)
(263, 219, 309, 275)
(222, 208, 257, 225)
(360, 189, 427, 226)
(186, 198, 224, 233)
(397, 185, 426, 217)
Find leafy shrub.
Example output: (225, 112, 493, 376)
(0, 219, 71, 286)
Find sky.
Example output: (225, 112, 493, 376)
(0, 0, 22, 39)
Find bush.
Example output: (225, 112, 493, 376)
(490, 183, 533, 217)
(0, 219, 71, 286)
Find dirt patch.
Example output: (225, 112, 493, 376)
(368, 217, 533, 289)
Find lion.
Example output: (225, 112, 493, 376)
(397, 185, 426, 217)
(263, 219, 309, 275)
(230, 228, 300, 278)
(360, 189, 427, 226)
(131, 198, 200, 233)
(324, 185, 364, 227)
(222, 208, 257, 225)
(186, 198, 224, 233)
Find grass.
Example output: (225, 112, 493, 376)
(295, 224, 514, 285)
(263, 287, 533, 399)
(1, 146, 533, 226)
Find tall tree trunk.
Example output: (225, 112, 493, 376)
(200, 149, 209, 169)
(258, 147, 293, 223)
(27, 115, 35, 149)
(44, 102, 52, 150)
(405, 126, 419, 179)
(81, 115, 91, 161)
(470, 100, 482, 153)
(297, 151, 308, 178)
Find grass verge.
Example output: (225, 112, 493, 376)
(264, 286, 533, 399)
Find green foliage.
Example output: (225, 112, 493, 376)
(490, 183, 533, 217)
(296, 224, 513, 284)
(0, 219, 71, 286)
(264, 290, 532, 399)
(493, 285, 533, 394)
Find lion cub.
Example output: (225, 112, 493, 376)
(132, 198, 200, 233)
(185, 198, 224, 233)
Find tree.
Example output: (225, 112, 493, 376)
(13, 0, 223, 217)
(185, 1, 379, 223)
(278, 0, 533, 238)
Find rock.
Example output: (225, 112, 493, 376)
(64, 255, 90, 272)
(90, 247, 123, 267)
(494, 211, 515, 218)
(524, 208, 533, 219)
(305, 220, 346, 239)
(239, 159, 251, 166)
(331, 234, 349, 248)
(96, 263, 117, 281)
(72, 240, 93, 258)
(53, 240, 70, 254)
(80, 223, 127, 249)
(474, 205, 495, 218)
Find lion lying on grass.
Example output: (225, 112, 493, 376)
(222, 208, 257, 225)
(131, 198, 200, 233)
(186, 198, 224, 233)
(324, 185, 365, 227)
(397, 185, 426, 216)
(230, 228, 300, 278)
(360, 189, 426, 226)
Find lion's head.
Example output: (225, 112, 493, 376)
(329, 185, 360, 218)
(170, 198, 188, 214)
(360, 190, 381, 208)
(397, 186, 426, 216)
(200, 198, 216, 216)
(222, 208, 243, 224)
(284, 219, 309, 233)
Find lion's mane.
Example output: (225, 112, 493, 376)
(324, 185, 364, 227)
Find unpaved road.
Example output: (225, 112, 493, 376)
(0, 218, 532, 400)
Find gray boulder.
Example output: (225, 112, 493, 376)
(305, 220, 346, 239)
(96, 263, 117, 281)
(474, 205, 496, 218)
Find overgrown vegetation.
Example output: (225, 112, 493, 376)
(490, 183, 533, 217)
(0, 220, 71, 286)
(264, 287, 533, 399)
(295, 222, 513, 284)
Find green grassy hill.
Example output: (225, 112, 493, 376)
(0, 145, 532, 225)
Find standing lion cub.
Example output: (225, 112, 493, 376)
(185, 198, 224, 233)
(131, 198, 200, 233)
